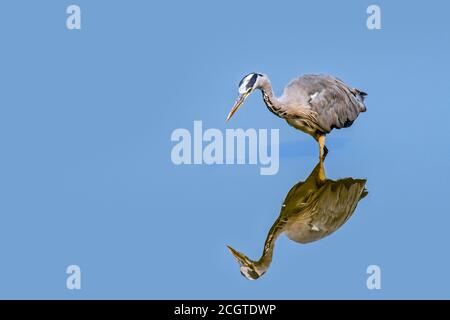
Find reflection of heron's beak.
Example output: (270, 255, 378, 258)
(226, 92, 250, 122)
(227, 245, 247, 266)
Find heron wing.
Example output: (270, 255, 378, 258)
(308, 179, 367, 229)
(283, 178, 367, 243)
(281, 75, 367, 133)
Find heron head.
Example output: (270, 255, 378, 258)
(226, 73, 264, 121)
(227, 245, 265, 280)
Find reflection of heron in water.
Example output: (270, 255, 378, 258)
(227, 161, 368, 280)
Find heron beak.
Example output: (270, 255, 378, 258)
(227, 245, 247, 266)
(226, 91, 250, 122)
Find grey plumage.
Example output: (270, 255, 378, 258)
(227, 73, 368, 160)
(279, 75, 367, 134)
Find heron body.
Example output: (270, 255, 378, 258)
(280, 164, 367, 244)
(227, 161, 368, 280)
(227, 73, 367, 160)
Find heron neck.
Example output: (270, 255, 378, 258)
(259, 80, 285, 118)
(255, 217, 284, 271)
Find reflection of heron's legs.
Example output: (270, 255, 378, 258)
(318, 158, 326, 182)
(318, 135, 327, 161)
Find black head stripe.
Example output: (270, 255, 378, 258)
(247, 269, 260, 280)
(247, 74, 258, 89)
(239, 73, 259, 90)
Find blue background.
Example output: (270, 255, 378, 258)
(0, 0, 449, 299)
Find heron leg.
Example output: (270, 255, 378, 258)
(318, 157, 326, 182)
(318, 135, 327, 161)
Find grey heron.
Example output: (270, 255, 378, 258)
(226, 73, 367, 160)
(227, 161, 368, 280)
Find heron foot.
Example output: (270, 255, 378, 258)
(323, 145, 329, 158)
(319, 146, 328, 161)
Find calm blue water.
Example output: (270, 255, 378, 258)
(0, 0, 449, 298)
